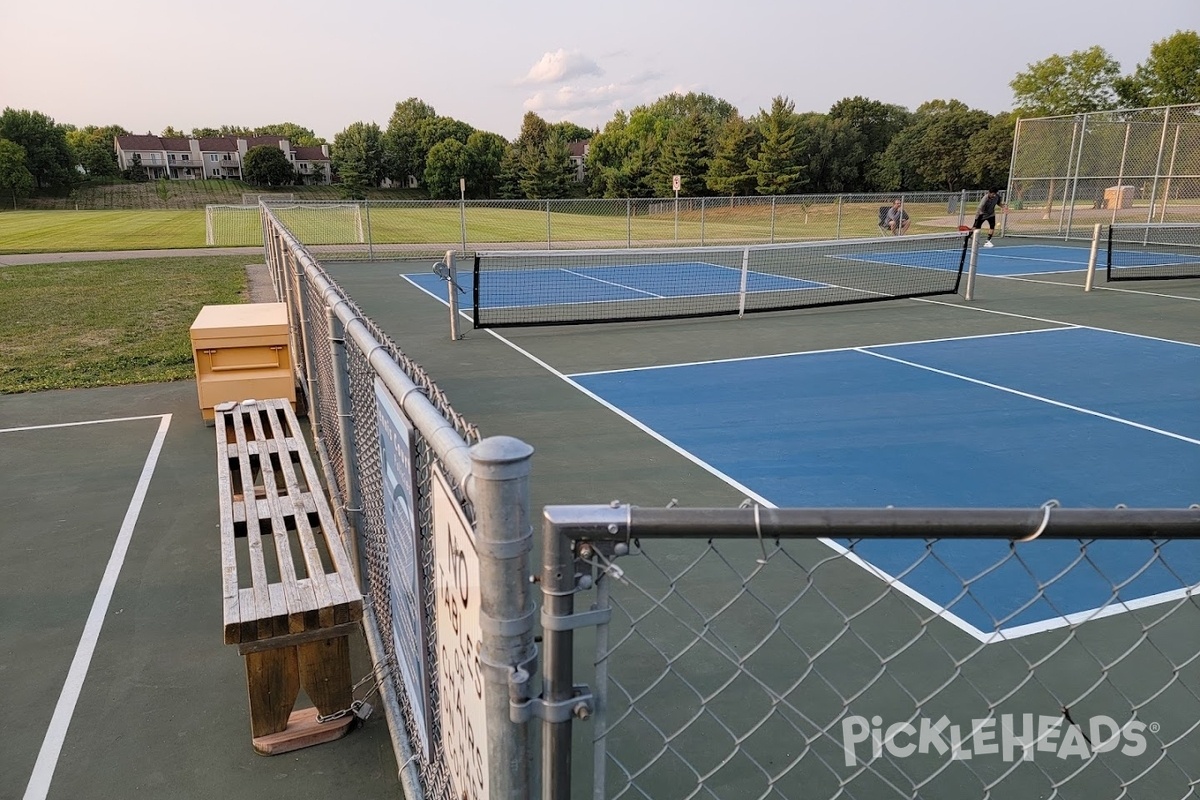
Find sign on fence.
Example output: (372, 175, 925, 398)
(374, 378, 430, 757)
(432, 466, 489, 800)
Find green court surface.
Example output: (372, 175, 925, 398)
(0, 383, 398, 800)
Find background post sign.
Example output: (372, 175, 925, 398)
(432, 466, 489, 800)
(373, 377, 430, 757)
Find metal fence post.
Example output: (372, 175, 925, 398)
(547, 199, 552, 249)
(541, 512, 577, 800)
(626, 198, 631, 248)
(835, 195, 843, 240)
(770, 197, 776, 243)
(700, 197, 705, 246)
(469, 436, 536, 800)
(363, 200, 374, 261)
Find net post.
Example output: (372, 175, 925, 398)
(737, 247, 750, 317)
(964, 230, 981, 301)
(446, 249, 461, 341)
(1083, 223, 1102, 292)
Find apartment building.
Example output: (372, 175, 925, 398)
(113, 135, 332, 183)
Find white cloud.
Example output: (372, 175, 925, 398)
(524, 84, 624, 113)
(521, 49, 603, 84)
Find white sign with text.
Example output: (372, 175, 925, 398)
(432, 466, 489, 800)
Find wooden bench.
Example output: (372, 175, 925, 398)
(215, 398, 364, 755)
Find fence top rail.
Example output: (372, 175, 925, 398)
(542, 504, 1200, 542)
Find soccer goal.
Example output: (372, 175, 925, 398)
(206, 204, 263, 246)
(269, 203, 366, 245)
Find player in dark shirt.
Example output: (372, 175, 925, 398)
(973, 189, 1006, 248)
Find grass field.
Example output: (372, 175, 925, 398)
(0, 256, 248, 392)
(0, 210, 207, 253)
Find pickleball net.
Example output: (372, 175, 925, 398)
(1107, 222, 1200, 281)
(471, 232, 971, 328)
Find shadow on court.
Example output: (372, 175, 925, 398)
(0, 382, 398, 800)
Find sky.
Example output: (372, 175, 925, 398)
(1, 0, 1195, 142)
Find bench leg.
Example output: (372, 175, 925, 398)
(243, 637, 355, 755)
(298, 635, 353, 717)
(245, 647, 299, 739)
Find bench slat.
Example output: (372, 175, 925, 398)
(247, 402, 318, 635)
(217, 399, 363, 646)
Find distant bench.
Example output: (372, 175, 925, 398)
(215, 398, 364, 755)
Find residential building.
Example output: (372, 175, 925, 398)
(568, 140, 590, 183)
(113, 135, 332, 184)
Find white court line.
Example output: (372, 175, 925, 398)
(21, 413, 172, 800)
(568, 326, 1076, 377)
(857, 348, 1200, 446)
(558, 268, 665, 298)
(978, 271, 1200, 301)
(0, 414, 166, 434)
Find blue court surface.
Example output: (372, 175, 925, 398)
(860, 244, 1101, 276)
(568, 326, 1200, 641)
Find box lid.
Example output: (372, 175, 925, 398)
(190, 303, 289, 340)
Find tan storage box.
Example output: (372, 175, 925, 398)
(190, 303, 295, 422)
(1103, 185, 1134, 209)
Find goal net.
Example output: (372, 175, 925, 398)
(206, 203, 366, 246)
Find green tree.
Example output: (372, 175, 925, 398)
(331, 122, 386, 197)
(384, 98, 437, 186)
(549, 121, 593, 143)
(1010, 46, 1122, 116)
(519, 126, 573, 199)
(827, 96, 911, 191)
(254, 123, 322, 146)
(749, 96, 804, 195)
(65, 125, 126, 178)
(795, 114, 869, 193)
(1117, 30, 1200, 107)
(423, 138, 470, 199)
(0, 108, 76, 190)
(463, 130, 507, 198)
(966, 112, 1016, 190)
(651, 113, 708, 196)
(243, 145, 296, 186)
(876, 100, 993, 191)
(124, 153, 148, 182)
(705, 115, 758, 196)
(0, 138, 35, 208)
(160, 126, 186, 138)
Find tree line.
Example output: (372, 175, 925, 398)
(1, 31, 1197, 209)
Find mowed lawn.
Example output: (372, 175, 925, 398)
(0, 256, 248, 392)
(0, 210, 206, 253)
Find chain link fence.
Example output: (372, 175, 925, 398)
(213, 193, 976, 255)
(543, 505, 1200, 800)
(263, 206, 535, 800)
(1005, 103, 1200, 240)
(262, 202, 1199, 800)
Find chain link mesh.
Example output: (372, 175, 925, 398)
(214, 193, 978, 259)
(574, 534, 1199, 800)
(1007, 103, 1200, 240)
(264, 210, 481, 800)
